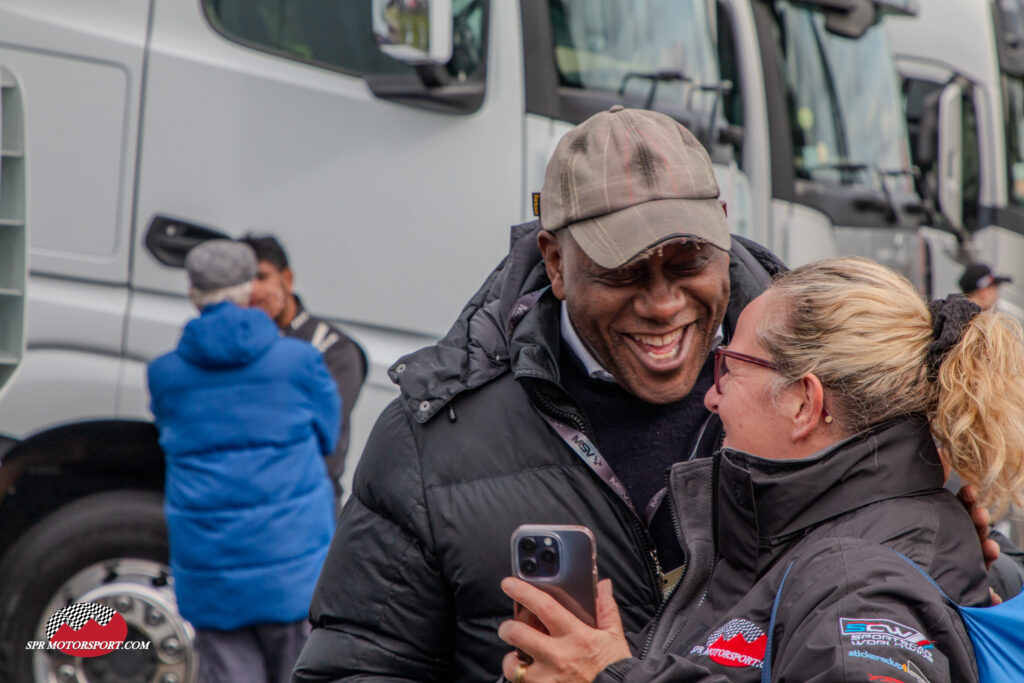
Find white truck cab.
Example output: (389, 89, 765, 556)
(0, 1, 963, 681)
(888, 0, 1024, 318)
(717, 0, 961, 297)
(0, 2, 752, 681)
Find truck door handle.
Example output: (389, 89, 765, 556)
(144, 215, 231, 267)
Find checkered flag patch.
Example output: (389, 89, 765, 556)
(46, 602, 117, 640)
(705, 618, 765, 648)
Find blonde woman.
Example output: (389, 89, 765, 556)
(499, 257, 1024, 683)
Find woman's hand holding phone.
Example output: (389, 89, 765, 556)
(498, 577, 631, 683)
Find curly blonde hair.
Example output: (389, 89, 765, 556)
(759, 257, 1024, 514)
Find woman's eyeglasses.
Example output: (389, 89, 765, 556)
(713, 347, 781, 394)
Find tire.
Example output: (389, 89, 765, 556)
(0, 490, 196, 683)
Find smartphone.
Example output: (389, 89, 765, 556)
(510, 524, 598, 630)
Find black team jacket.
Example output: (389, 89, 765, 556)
(597, 417, 987, 683)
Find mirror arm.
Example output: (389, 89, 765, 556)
(415, 64, 449, 88)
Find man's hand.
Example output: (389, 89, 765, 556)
(958, 484, 1000, 571)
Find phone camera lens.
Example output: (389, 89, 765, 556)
(519, 537, 537, 554)
(539, 548, 557, 564)
(520, 558, 538, 575)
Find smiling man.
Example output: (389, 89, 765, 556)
(295, 107, 785, 683)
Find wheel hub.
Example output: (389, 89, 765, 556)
(33, 559, 195, 683)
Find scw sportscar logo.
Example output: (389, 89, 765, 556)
(839, 617, 935, 663)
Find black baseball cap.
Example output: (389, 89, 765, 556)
(959, 263, 1012, 294)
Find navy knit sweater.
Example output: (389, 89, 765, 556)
(559, 343, 715, 572)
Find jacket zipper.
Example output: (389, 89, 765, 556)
(639, 469, 685, 658)
(525, 379, 590, 434)
(639, 432, 720, 658)
(524, 380, 664, 599)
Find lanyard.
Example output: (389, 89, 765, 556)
(512, 286, 673, 528)
(537, 411, 636, 514)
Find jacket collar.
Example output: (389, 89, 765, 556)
(287, 294, 309, 332)
(389, 221, 555, 422)
(713, 417, 945, 573)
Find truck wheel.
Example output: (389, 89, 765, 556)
(0, 490, 196, 683)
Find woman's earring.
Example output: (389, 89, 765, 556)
(824, 412, 833, 424)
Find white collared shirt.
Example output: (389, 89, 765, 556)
(560, 302, 724, 384)
(561, 302, 617, 382)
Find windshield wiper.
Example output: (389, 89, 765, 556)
(618, 71, 732, 110)
(619, 70, 689, 109)
(805, 163, 926, 226)
(874, 168, 936, 228)
(804, 161, 870, 180)
(617, 71, 735, 151)
(804, 161, 913, 182)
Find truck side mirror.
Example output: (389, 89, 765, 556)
(937, 82, 964, 230)
(372, 0, 453, 66)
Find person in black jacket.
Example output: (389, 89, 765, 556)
(499, 257, 1024, 682)
(293, 108, 786, 682)
(240, 233, 368, 500)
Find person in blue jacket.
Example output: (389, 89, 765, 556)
(147, 239, 340, 683)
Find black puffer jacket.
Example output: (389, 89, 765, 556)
(597, 417, 988, 682)
(293, 222, 785, 682)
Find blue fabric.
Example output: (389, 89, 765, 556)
(959, 601, 1024, 682)
(760, 559, 796, 683)
(888, 548, 1024, 683)
(148, 302, 340, 629)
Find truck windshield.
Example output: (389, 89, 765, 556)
(550, 0, 721, 117)
(769, 1, 913, 193)
(1004, 75, 1024, 206)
